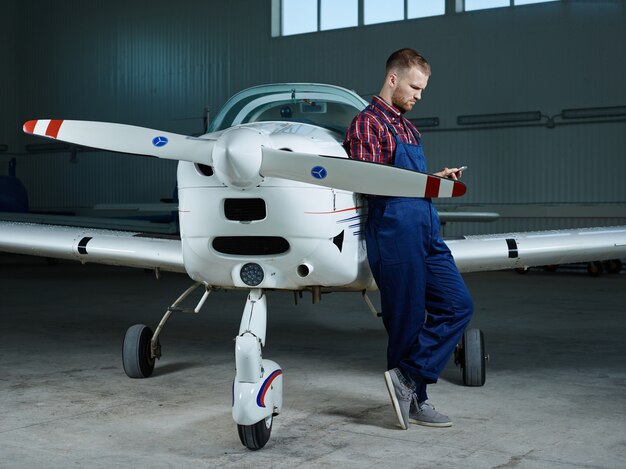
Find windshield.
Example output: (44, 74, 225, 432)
(209, 84, 368, 135)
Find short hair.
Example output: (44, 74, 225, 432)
(385, 48, 431, 76)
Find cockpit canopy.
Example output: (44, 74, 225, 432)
(209, 83, 368, 135)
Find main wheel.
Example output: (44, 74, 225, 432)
(122, 324, 156, 378)
(460, 328, 486, 387)
(587, 261, 603, 277)
(237, 414, 273, 450)
(605, 259, 622, 274)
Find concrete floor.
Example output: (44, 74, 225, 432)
(1, 254, 625, 468)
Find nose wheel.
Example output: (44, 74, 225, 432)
(455, 328, 488, 387)
(237, 414, 273, 451)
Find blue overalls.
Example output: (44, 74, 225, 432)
(365, 123, 473, 402)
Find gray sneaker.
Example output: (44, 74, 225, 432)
(383, 368, 415, 430)
(409, 397, 452, 427)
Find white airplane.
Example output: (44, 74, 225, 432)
(1, 83, 625, 450)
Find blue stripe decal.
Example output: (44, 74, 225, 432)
(337, 215, 364, 223)
(256, 369, 283, 408)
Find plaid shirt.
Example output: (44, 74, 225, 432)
(344, 95, 421, 165)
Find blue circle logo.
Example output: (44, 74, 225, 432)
(311, 166, 327, 180)
(152, 136, 169, 147)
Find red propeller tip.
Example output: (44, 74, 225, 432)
(23, 120, 37, 134)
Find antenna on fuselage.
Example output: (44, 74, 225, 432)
(203, 107, 210, 134)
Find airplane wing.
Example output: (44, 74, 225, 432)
(446, 226, 626, 273)
(1, 221, 624, 278)
(0, 221, 185, 273)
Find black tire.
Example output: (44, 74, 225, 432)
(606, 259, 622, 274)
(461, 328, 486, 387)
(587, 261, 603, 277)
(122, 324, 156, 378)
(237, 415, 273, 450)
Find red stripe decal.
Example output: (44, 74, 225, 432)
(452, 181, 467, 197)
(45, 120, 64, 138)
(23, 120, 37, 134)
(424, 176, 441, 198)
(257, 370, 283, 408)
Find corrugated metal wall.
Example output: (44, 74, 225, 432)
(0, 1, 18, 155)
(2, 0, 625, 234)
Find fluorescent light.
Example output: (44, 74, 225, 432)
(25, 143, 70, 152)
(409, 117, 440, 128)
(457, 111, 542, 125)
(561, 106, 626, 120)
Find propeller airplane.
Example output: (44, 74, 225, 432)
(1, 83, 625, 449)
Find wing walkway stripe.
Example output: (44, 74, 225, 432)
(506, 238, 519, 258)
(77, 237, 93, 255)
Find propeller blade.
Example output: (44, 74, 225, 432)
(23, 119, 214, 165)
(260, 148, 466, 198)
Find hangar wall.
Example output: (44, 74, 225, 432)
(0, 1, 18, 154)
(2, 0, 625, 235)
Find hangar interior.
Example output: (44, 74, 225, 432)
(1, 0, 625, 235)
(1, 1, 625, 467)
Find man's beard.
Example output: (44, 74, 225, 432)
(391, 89, 414, 114)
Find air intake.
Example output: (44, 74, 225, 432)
(212, 237, 289, 255)
(224, 198, 266, 221)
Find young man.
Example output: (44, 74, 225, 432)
(344, 48, 473, 430)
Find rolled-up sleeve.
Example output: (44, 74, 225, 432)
(345, 115, 382, 163)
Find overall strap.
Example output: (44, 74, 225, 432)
(385, 119, 420, 143)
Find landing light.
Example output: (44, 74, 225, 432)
(240, 263, 264, 286)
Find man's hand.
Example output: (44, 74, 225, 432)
(434, 167, 463, 180)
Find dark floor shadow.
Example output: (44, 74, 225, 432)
(151, 362, 201, 377)
(438, 367, 465, 386)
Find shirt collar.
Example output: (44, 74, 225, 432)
(371, 95, 421, 139)
(371, 95, 402, 122)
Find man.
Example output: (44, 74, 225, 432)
(344, 48, 473, 430)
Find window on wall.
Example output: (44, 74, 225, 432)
(364, 0, 446, 25)
(363, 0, 404, 25)
(408, 0, 446, 19)
(273, 0, 558, 37)
(464, 0, 558, 12)
(321, 0, 358, 31)
(281, 0, 317, 36)
(514, 0, 558, 5)
(464, 0, 509, 11)
(274, 0, 445, 36)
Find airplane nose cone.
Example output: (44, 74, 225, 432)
(212, 127, 267, 190)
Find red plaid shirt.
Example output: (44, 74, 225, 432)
(344, 96, 421, 165)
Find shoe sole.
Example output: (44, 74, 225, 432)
(384, 371, 408, 430)
(409, 417, 453, 427)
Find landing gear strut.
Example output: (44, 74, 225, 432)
(232, 289, 283, 450)
(121, 282, 210, 378)
(120, 284, 282, 449)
